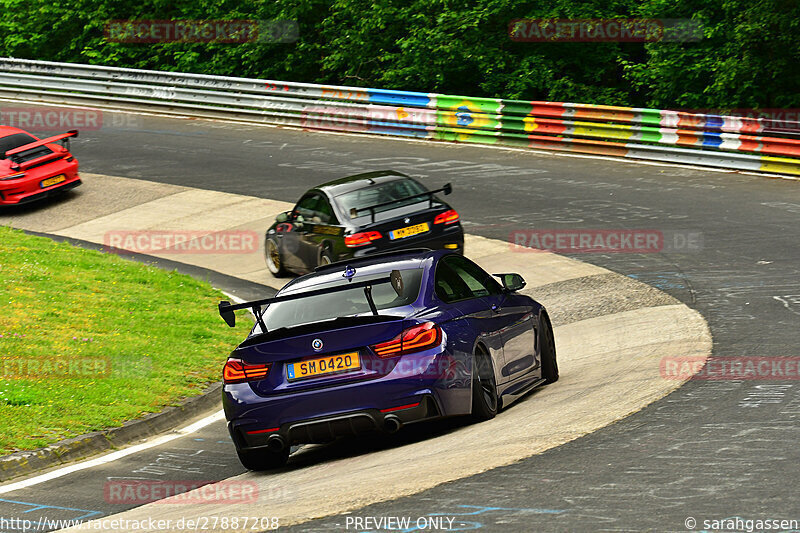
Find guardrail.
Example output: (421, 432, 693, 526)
(2, 57, 800, 176)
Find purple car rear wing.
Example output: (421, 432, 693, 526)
(218, 269, 404, 330)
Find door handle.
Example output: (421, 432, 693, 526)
(491, 304, 501, 313)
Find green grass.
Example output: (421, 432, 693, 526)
(0, 226, 252, 454)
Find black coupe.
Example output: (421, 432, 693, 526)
(264, 171, 464, 276)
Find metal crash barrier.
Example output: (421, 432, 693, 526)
(2, 57, 799, 176)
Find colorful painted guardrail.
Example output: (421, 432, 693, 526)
(1, 57, 799, 176)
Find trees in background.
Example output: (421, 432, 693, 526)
(1, 0, 797, 109)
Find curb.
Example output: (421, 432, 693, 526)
(0, 231, 278, 484)
(0, 382, 222, 483)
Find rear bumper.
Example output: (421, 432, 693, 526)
(232, 396, 439, 451)
(223, 349, 472, 448)
(354, 224, 464, 257)
(0, 163, 81, 205)
(0, 178, 81, 205)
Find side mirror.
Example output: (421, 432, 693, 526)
(442, 183, 452, 195)
(494, 273, 526, 292)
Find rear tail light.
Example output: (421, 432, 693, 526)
(345, 231, 383, 247)
(0, 172, 26, 181)
(223, 358, 271, 384)
(434, 209, 459, 224)
(372, 322, 442, 357)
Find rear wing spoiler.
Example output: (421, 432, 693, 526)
(351, 183, 452, 223)
(2, 130, 78, 161)
(218, 269, 404, 330)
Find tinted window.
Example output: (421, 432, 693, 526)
(336, 178, 429, 222)
(294, 194, 321, 219)
(315, 196, 337, 224)
(434, 261, 474, 302)
(0, 133, 51, 160)
(253, 268, 424, 333)
(295, 193, 337, 224)
(435, 255, 501, 302)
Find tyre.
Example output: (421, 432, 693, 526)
(318, 248, 334, 267)
(470, 346, 498, 421)
(265, 237, 287, 277)
(236, 447, 289, 471)
(540, 314, 559, 383)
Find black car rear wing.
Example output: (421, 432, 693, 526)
(351, 183, 452, 223)
(218, 270, 404, 330)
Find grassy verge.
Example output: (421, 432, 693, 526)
(0, 226, 251, 454)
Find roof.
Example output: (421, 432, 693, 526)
(315, 170, 412, 196)
(0, 125, 32, 138)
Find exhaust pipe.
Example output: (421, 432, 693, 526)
(267, 434, 286, 452)
(384, 415, 402, 434)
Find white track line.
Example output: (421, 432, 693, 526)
(0, 408, 225, 494)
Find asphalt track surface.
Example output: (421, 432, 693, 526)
(2, 106, 800, 532)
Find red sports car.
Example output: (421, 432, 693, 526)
(0, 126, 81, 205)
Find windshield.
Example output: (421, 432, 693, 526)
(252, 268, 424, 334)
(336, 179, 430, 222)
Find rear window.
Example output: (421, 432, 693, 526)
(0, 133, 52, 161)
(252, 268, 424, 334)
(0, 133, 36, 155)
(336, 179, 430, 222)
